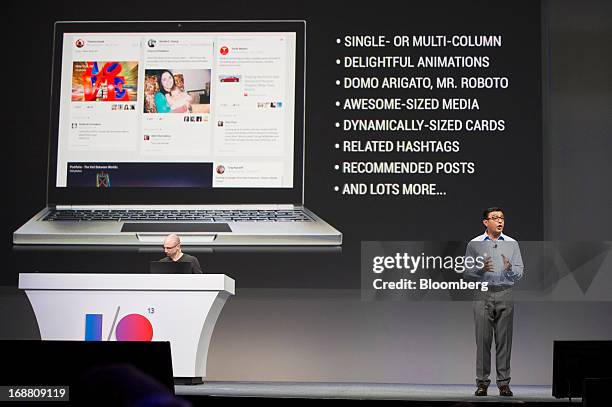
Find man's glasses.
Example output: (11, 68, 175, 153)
(487, 216, 505, 221)
(164, 244, 179, 250)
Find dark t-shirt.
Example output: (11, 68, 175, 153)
(159, 253, 203, 274)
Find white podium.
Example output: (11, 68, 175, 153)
(18, 273, 235, 383)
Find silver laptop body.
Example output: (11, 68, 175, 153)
(13, 21, 341, 246)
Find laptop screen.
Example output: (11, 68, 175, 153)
(57, 31, 295, 189)
(48, 22, 305, 205)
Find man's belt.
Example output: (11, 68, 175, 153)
(487, 284, 513, 292)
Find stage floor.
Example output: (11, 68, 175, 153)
(176, 382, 569, 403)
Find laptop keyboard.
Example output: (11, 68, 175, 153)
(43, 209, 313, 222)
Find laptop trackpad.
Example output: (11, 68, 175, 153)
(122, 223, 232, 232)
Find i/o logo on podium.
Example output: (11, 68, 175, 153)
(85, 312, 153, 341)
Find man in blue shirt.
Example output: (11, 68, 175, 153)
(465, 207, 524, 397)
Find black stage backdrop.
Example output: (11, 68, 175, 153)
(4, 0, 611, 288)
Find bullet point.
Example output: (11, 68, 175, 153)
(335, 122, 340, 128)
(336, 59, 341, 65)
(334, 143, 340, 149)
(336, 38, 341, 44)
(336, 80, 341, 86)
(335, 101, 341, 107)
(334, 165, 340, 170)
(334, 186, 340, 192)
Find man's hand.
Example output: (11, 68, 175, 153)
(502, 254, 512, 271)
(483, 256, 494, 272)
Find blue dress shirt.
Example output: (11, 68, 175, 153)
(464, 232, 524, 286)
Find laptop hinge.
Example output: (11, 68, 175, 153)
(54, 204, 298, 210)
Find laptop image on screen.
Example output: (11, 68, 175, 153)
(13, 21, 342, 246)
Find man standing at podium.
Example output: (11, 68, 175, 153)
(159, 234, 203, 274)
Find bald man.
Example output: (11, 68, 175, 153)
(159, 234, 203, 274)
